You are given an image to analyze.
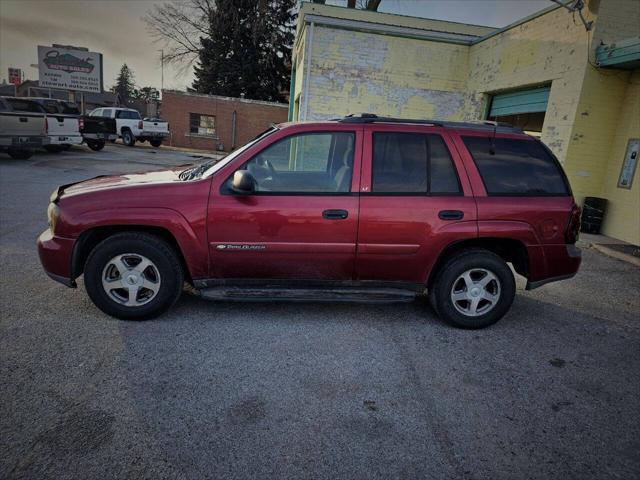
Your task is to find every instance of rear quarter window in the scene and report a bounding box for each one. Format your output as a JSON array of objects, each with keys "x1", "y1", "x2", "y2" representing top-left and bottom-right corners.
[{"x1": 462, "y1": 136, "x2": 569, "y2": 196}]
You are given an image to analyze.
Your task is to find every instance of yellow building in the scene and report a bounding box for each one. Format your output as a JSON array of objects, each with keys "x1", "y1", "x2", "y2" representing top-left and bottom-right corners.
[{"x1": 290, "y1": 0, "x2": 640, "y2": 245}]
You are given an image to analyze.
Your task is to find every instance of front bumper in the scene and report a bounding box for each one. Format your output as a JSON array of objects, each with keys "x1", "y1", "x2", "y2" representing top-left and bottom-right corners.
[{"x1": 37, "y1": 229, "x2": 76, "y2": 287}]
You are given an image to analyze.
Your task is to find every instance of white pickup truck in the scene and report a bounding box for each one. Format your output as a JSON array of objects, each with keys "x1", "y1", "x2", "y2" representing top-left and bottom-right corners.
[
  {"x1": 88, "y1": 107, "x2": 169, "y2": 147},
  {"x1": 28, "y1": 97, "x2": 83, "y2": 153},
  {"x1": 0, "y1": 97, "x2": 48, "y2": 159}
]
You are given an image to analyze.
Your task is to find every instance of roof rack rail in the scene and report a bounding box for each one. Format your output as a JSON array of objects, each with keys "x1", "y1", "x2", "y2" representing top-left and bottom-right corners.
[{"x1": 336, "y1": 113, "x2": 523, "y2": 133}]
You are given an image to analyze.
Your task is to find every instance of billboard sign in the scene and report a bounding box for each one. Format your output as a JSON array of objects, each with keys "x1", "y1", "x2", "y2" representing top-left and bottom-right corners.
[
  {"x1": 8, "y1": 68, "x2": 22, "y2": 86},
  {"x1": 37, "y1": 45, "x2": 103, "y2": 93}
]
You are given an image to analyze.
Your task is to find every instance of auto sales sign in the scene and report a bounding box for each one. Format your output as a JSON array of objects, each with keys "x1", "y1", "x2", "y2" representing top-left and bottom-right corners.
[{"x1": 37, "y1": 45, "x2": 103, "y2": 93}]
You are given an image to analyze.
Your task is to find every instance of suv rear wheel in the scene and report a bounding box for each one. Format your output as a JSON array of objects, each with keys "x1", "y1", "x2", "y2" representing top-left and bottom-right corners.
[
  {"x1": 430, "y1": 249, "x2": 515, "y2": 329},
  {"x1": 84, "y1": 232, "x2": 183, "y2": 320}
]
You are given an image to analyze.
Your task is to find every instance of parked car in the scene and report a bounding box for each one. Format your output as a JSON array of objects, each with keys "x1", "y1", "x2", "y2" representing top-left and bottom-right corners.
[
  {"x1": 25, "y1": 97, "x2": 83, "y2": 152},
  {"x1": 83, "y1": 109, "x2": 118, "y2": 151},
  {"x1": 37, "y1": 114, "x2": 582, "y2": 328},
  {"x1": 87, "y1": 107, "x2": 169, "y2": 147},
  {"x1": 0, "y1": 97, "x2": 48, "y2": 159}
]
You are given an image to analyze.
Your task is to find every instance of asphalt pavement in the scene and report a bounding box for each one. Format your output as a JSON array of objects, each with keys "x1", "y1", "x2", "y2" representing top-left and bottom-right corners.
[{"x1": 1, "y1": 144, "x2": 639, "y2": 480}]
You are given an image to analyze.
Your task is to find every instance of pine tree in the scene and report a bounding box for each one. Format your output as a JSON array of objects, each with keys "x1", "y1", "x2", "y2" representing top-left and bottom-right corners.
[
  {"x1": 192, "y1": 0, "x2": 295, "y2": 102},
  {"x1": 111, "y1": 64, "x2": 136, "y2": 101}
]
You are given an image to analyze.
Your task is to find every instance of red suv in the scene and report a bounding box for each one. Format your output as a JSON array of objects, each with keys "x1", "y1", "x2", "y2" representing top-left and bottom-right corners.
[{"x1": 37, "y1": 115, "x2": 581, "y2": 328}]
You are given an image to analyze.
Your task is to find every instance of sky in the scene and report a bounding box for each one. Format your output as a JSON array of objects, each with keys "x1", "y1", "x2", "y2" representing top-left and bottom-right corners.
[{"x1": 0, "y1": 0, "x2": 552, "y2": 92}]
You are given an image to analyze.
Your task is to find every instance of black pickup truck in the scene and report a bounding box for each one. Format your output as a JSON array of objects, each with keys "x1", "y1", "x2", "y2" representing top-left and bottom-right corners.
[{"x1": 81, "y1": 111, "x2": 117, "y2": 151}]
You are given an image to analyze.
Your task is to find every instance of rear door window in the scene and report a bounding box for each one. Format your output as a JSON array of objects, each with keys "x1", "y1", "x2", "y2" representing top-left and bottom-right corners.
[
  {"x1": 462, "y1": 136, "x2": 569, "y2": 195},
  {"x1": 372, "y1": 132, "x2": 460, "y2": 194}
]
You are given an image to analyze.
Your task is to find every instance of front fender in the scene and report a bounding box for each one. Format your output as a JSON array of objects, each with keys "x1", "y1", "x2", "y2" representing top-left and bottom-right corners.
[{"x1": 67, "y1": 207, "x2": 208, "y2": 279}]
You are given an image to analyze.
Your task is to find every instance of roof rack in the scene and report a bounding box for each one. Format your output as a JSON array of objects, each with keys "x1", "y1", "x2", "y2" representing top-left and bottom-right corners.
[{"x1": 336, "y1": 113, "x2": 523, "y2": 133}]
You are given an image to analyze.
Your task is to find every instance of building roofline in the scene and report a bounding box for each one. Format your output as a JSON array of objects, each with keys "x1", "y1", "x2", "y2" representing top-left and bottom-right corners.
[
  {"x1": 295, "y1": 2, "x2": 565, "y2": 49},
  {"x1": 472, "y1": 3, "x2": 563, "y2": 44},
  {"x1": 299, "y1": 2, "x2": 500, "y2": 31},
  {"x1": 162, "y1": 89, "x2": 289, "y2": 108},
  {"x1": 301, "y1": 14, "x2": 481, "y2": 46}
]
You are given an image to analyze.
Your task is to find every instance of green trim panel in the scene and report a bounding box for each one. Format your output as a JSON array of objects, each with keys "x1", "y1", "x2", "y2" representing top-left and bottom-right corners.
[
  {"x1": 288, "y1": 67, "x2": 296, "y2": 121},
  {"x1": 489, "y1": 87, "x2": 550, "y2": 117},
  {"x1": 596, "y1": 37, "x2": 640, "y2": 70}
]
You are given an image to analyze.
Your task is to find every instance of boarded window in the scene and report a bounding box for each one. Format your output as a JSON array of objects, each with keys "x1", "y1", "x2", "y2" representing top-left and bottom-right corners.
[{"x1": 189, "y1": 113, "x2": 216, "y2": 136}]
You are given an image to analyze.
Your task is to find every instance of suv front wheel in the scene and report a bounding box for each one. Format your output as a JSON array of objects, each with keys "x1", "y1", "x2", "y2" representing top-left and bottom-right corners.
[
  {"x1": 430, "y1": 249, "x2": 516, "y2": 329},
  {"x1": 84, "y1": 232, "x2": 184, "y2": 320}
]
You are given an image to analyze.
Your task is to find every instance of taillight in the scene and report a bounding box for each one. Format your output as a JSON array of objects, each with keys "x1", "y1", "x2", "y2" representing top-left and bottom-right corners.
[
  {"x1": 79, "y1": 117, "x2": 85, "y2": 131},
  {"x1": 565, "y1": 204, "x2": 581, "y2": 244},
  {"x1": 138, "y1": 120, "x2": 143, "y2": 129}
]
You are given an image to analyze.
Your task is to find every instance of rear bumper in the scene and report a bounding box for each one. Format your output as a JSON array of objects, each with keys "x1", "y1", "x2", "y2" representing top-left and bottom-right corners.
[
  {"x1": 82, "y1": 133, "x2": 117, "y2": 141},
  {"x1": 0, "y1": 135, "x2": 48, "y2": 149},
  {"x1": 48, "y1": 135, "x2": 83, "y2": 145},
  {"x1": 526, "y1": 244, "x2": 581, "y2": 290},
  {"x1": 139, "y1": 131, "x2": 168, "y2": 138},
  {"x1": 37, "y1": 229, "x2": 76, "y2": 288}
]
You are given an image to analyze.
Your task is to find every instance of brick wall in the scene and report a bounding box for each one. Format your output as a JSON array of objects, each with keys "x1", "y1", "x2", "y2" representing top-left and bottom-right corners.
[{"x1": 160, "y1": 90, "x2": 288, "y2": 152}]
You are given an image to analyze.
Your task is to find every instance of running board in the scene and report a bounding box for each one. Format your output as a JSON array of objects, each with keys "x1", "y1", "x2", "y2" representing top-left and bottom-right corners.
[{"x1": 198, "y1": 286, "x2": 418, "y2": 304}]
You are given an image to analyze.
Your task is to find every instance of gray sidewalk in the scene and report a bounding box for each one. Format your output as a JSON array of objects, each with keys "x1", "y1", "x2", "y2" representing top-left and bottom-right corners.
[{"x1": 578, "y1": 232, "x2": 640, "y2": 267}]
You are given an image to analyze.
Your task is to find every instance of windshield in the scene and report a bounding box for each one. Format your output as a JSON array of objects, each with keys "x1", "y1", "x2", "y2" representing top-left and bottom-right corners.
[{"x1": 196, "y1": 126, "x2": 278, "y2": 179}]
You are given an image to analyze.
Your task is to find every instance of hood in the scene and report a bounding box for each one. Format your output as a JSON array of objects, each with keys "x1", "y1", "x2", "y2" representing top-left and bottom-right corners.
[{"x1": 57, "y1": 166, "x2": 188, "y2": 200}]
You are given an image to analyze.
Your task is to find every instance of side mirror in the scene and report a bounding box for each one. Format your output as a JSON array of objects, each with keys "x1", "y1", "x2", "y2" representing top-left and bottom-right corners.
[{"x1": 230, "y1": 170, "x2": 256, "y2": 195}]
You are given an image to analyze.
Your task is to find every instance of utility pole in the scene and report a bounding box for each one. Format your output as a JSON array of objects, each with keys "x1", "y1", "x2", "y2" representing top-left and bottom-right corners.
[{"x1": 158, "y1": 49, "x2": 164, "y2": 92}]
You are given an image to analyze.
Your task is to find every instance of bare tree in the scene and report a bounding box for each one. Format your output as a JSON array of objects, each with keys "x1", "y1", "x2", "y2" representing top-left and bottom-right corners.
[
  {"x1": 348, "y1": 0, "x2": 382, "y2": 10},
  {"x1": 144, "y1": 0, "x2": 217, "y2": 68}
]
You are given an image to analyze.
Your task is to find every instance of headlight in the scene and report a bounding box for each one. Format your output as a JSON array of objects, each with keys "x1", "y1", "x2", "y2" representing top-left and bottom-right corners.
[{"x1": 47, "y1": 203, "x2": 60, "y2": 233}]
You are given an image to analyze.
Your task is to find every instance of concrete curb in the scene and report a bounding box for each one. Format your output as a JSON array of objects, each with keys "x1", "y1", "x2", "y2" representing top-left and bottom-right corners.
[{"x1": 589, "y1": 243, "x2": 640, "y2": 267}]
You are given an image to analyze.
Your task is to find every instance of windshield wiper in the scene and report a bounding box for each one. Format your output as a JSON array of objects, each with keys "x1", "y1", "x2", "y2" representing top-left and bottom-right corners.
[{"x1": 179, "y1": 159, "x2": 218, "y2": 180}]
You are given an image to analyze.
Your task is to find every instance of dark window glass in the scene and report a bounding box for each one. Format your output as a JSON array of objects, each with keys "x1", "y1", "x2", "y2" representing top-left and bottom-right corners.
[
  {"x1": 116, "y1": 110, "x2": 140, "y2": 119},
  {"x1": 429, "y1": 134, "x2": 461, "y2": 194},
  {"x1": 462, "y1": 136, "x2": 569, "y2": 195},
  {"x1": 61, "y1": 102, "x2": 80, "y2": 115},
  {"x1": 42, "y1": 101, "x2": 60, "y2": 114},
  {"x1": 102, "y1": 109, "x2": 113, "y2": 117},
  {"x1": 372, "y1": 132, "x2": 460, "y2": 194},
  {"x1": 236, "y1": 132, "x2": 355, "y2": 193},
  {"x1": 5, "y1": 98, "x2": 44, "y2": 113}
]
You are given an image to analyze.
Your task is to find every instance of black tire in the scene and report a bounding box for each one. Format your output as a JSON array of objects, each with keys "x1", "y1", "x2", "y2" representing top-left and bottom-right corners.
[
  {"x1": 44, "y1": 145, "x2": 64, "y2": 153},
  {"x1": 150, "y1": 138, "x2": 162, "y2": 148},
  {"x1": 84, "y1": 232, "x2": 184, "y2": 320},
  {"x1": 430, "y1": 249, "x2": 515, "y2": 329},
  {"x1": 86, "y1": 139, "x2": 105, "y2": 151},
  {"x1": 122, "y1": 129, "x2": 136, "y2": 147},
  {"x1": 7, "y1": 148, "x2": 33, "y2": 160}
]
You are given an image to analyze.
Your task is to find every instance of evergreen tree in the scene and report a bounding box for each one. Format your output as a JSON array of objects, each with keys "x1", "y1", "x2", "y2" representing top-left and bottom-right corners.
[
  {"x1": 111, "y1": 64, "x2": 136, "y2": 101},
  {"x1": 192, "y1": 0, "x2": 295, "y2": 102}
]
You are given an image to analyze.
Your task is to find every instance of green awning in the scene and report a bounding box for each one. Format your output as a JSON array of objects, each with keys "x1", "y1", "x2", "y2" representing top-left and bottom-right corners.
[
  {"x1": 489, "y1": 86, "x2": 550, "y2": 117},
  {"x1": 596, "y1": 37, "x2": 640, "y2": 70}
]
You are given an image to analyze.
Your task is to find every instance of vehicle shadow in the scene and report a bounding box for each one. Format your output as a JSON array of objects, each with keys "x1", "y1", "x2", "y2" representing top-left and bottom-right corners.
[{"x1": 110, "y1": 288, "x2": 640, "y2": 480}]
